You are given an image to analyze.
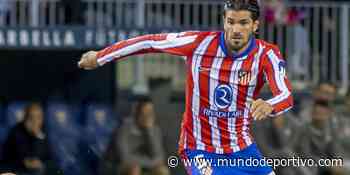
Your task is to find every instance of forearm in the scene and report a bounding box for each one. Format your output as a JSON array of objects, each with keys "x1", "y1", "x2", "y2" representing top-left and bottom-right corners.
[
  {"x1": 96, "y1": 34, "x2": 158, "y2": 66},
  {"x1": 266, "y1": 94, "x2": 293, "y2": 116},
  {"x1": 96, "y1": 32, "x2": 199, "y2": 66},
  {"x1": 263, "y1": 47, "x2": 294, "y2": 116}
]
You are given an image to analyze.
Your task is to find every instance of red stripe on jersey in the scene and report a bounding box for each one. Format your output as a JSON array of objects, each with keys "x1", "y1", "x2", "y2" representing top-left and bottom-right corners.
[
  {"x1": 271, "y1": 45, "x2": 284, "y2": 59},
  {"x1": 263, "y1": 55, "x2": 281, "y2": 95},
  {"x1": 253, "y1": 44, "x2": 267, "y2": 99},
  {"x1": 217, "y1": 58, "x2": 234, "y2": 153},
  {"x1": 178, "y1": 114, "x2": 185, "y2": 154},
  {"x1": 248, "y1": 117, "x2": 254, "y2": 142},
  {"x1": 179, "y1": 33, "x2": 209, "y2": 153},
  {"x1": 253, "y1": 69, "x2": 265, "y2": 99},
  {"x1": 97, "y1": 34, "x2": 164, "y2": 58},
  {"x1": 272, "y1": 95, "x2": 293, "y2": 112},
  {"x1": 198, "y1": 38, "x2": 219, "y2": 152},
  {"x1": 182, "y1": 56, "x2": 196, "y2": 151},
  {"x1": 253, "y1": 41, "x2": 270, "y2": 100},
  {"x1": 235, "y1": 50, "x2": 257, "y2": 150}
]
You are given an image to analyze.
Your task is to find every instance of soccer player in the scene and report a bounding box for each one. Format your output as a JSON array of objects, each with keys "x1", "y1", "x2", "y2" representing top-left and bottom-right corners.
[{"x1": 78, "y1": 0, "x2": 293, "y2": 174}]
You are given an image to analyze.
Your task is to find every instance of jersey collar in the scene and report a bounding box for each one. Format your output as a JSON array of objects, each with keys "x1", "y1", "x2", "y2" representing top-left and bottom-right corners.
[{"x1": 220, "y1": 31, "x2": 256, "y2": 60}]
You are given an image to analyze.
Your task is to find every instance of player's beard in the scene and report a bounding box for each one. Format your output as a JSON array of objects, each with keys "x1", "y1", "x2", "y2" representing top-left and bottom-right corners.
[{"x1": 228, "y1": 33, "x2": 253, "y2": 53}]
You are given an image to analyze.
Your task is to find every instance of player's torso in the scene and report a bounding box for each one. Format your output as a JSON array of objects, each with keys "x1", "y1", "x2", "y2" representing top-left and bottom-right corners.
[
  {"x1": 186, "y1": 33, "x2": 265, "y2": 119},
  {"x1": 181, "y1": 32, "x2": 267, "y2": 153}
]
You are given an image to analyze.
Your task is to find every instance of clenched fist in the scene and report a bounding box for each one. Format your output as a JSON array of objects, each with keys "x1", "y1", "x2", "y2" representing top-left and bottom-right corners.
[
  {"x1": 78, "y1": 51, "x2": 99, "y2": 70},
  {"x1": 251, "y1": 99, "x2": 274, "y2": 121}
]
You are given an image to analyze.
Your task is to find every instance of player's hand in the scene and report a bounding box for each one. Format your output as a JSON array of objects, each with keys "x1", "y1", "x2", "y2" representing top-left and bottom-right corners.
[
  {"x1": 251, "y1": 99, "x2": 274, "y2": 121},
  {"x1": 78, "y1": 51, "x2": 99, "y2": 70}
]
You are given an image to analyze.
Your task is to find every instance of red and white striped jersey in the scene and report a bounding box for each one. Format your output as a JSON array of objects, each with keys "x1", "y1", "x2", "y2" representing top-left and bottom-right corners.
[{"x1": 96, "y1": 31, "x2": 293, "y2": 154}]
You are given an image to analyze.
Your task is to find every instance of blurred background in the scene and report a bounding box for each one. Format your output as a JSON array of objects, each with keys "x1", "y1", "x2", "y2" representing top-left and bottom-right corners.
[{"x1": 0, "y1": 0, "x2": 349, "y2": 175}]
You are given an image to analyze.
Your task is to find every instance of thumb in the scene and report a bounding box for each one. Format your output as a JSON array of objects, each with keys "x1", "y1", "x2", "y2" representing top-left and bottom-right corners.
[
  {"x1": 77, "y1": 61, "x2": 82, "y2": 68},
  {"x1": 78, "y1": 59, "x2": 85, "y2": 68}
]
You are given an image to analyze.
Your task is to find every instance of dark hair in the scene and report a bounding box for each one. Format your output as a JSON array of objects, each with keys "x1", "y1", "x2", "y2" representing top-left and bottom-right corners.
[{"x1": 223, "y1": 0, "x2": 260, "y2": 21}]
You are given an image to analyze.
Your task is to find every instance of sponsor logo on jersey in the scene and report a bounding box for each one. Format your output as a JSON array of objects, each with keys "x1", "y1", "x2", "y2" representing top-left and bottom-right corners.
[
  {"x1": 202, "y1": 108, "x2": 243, "y2": 118},
  {"x1": 214, "y1": 84, "x2": 233, "y2": 109}
]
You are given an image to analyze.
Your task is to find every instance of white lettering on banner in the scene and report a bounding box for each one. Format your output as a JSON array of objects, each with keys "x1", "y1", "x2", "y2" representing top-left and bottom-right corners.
[
  {"x1": 32, "y1": 30, "x2": 40, "y2": 46},
  {"x1": 53, "y1": 31, "x2": 60, "y2": 46},
  {"x1": 19, "y1": 30, "x2": 29, "y2": 46},
  {"x1": 43, "y1": 30, "x2": 50, "y2": 46},
  {"x1": 118, "y1": 31, "x2": 127, "y2": 41},
  {"x1": 0, "y1": 31, "x2": 4, "y2": 45},
  {"x1": 108, "y1": 31, "x2": 116, "y2": 44},
  {"x1": 0, "y1": 28, "x2": 153, "y2": 48},
  {"x1": 96, "y1": 29, "x2": 106, "y2": 46},
  {"x1": 64, "y1": 31, "x2": 75, "y2": 46},
  {"x1": 85, "y1": 30, "x2": 93, "y2": 46},
  {"x1": 8, "y1": 30, "x2": 16, "y2": 46}
]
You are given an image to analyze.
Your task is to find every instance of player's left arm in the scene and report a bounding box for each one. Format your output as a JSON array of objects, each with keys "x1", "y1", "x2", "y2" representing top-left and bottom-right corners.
[
  {"x1": 77, "y1": 31, "x2": 201, "y2": 70},
  {"x1": 251, "y1": 46, "x2": 294, "y2": 120}
]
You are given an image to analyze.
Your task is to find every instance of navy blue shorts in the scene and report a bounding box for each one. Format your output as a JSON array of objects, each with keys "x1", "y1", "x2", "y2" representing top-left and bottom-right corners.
[{"x1": 181, "y1": 143, "x2": 273, "y2": 175}]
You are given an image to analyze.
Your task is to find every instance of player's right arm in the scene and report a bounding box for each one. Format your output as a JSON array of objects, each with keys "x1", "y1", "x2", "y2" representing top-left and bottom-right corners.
[{"x1": 78, "y1": 31, "x2": 201, "y2": 70}]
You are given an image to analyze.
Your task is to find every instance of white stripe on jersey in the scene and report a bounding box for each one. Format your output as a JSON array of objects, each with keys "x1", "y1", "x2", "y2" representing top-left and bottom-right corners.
[
  {"x1": 272, "y1": 106, "x2": 293, "y2": 116},
  {"x1": 241, "y1": 45, "x2": 263, "y2": 146},
  {"x1": 97, "y1": 35, "x2": 197, "y2": 65},
  {"x1": 209, "y1": 48, "x2": 224, "y2": 111},
  {"x1": 184, "y1": 133, "x2": 187, "y2": 149},
  {"x1": 228, "y1": 58, "x2": 243, "y2": 152},
  {"x1": 228, "y1": 60, "x2": 242, "y2": 112},
  {"x1": 209, "y1": 47, "x2": 224, "y2": 154},
  {"x1": 191, "y1": 35, "x2": 216, "y2": 151},
  {"x1": 229, "y1": 116, "x2": 240, "y2": 152},
  {"x1": 209, "y1": 117, "x2": 223, "y2": 154},
  {"x1": 243, "y1": 44, "x2": 264, "y2": 118},
  {"x1": 266, "y1": 49, "x2": 290, "y2": 105},
  {"x1": 242, "y1": 118, "x2": 253, "y2": 146}
]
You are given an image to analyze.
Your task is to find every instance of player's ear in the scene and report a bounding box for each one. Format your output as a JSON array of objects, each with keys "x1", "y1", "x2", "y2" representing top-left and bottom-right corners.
[
  {"x1": 253, "y1": 20, "x2": 259, "y2": 33},
  {"x1": 223, "y1": 13, "x2": 227, "y2": 30},
  {"x1": 222, "y1": 10, "x2": 229, "y2": 23}
]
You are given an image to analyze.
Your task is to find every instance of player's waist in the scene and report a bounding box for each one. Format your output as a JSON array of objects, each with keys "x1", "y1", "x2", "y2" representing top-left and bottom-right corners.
[
  {"x1": 179, "y1": 128, "x2": 254, "y2": 154},
  {"x1": 180, "y1": 142, "x2": 257, "y2": 156},
  {"x1": 182, "y1": 111, "x2": 253, "y2": 134}
]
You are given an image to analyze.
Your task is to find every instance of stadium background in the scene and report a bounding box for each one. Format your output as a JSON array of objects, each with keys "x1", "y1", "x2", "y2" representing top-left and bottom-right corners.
[{"x1": 0, "y1": 0, "x2": 349, "y2": 175}]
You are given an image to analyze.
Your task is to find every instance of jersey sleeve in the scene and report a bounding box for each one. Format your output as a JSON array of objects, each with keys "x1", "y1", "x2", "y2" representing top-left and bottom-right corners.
[
  {"x1": 262, "y1": 46, "x2": 294, "y2": 116},
  {"x1": 96, "y1": 31, "x2": 201, "y2": 66}
]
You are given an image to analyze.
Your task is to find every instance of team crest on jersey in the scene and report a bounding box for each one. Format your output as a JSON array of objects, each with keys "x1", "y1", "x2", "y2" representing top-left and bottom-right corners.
[{"x1": 238, "y1": 70, "x2": 252, "y2": 85}]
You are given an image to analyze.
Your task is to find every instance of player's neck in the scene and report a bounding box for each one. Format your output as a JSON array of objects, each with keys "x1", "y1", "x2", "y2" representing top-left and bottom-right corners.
[
  {"x1": 232, "y1": 42, "x2": 250, "y2": 55},
  {"x1": 225, "y1": 35, "x2": 255, "y2": 57}
]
